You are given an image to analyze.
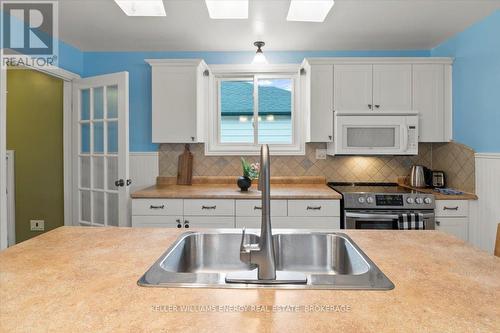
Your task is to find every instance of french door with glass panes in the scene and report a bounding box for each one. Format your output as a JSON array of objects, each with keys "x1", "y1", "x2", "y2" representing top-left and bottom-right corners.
[{"x1": 72, "y1": 72, "x2": 129, "y2": 227}]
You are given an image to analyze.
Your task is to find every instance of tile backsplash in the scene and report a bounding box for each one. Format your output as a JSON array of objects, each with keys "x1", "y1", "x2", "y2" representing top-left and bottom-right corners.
[{"x1": 159, "y1": 142, "x2": 475, "y2": 192}]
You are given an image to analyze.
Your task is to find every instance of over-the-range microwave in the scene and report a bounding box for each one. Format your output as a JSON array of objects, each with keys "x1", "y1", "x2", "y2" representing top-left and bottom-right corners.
[{"x1": 329, "y1": 112, "x2": 419, "y2": 155}]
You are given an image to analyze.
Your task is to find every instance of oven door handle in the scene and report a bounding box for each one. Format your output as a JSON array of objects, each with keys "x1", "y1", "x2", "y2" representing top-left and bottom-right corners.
[{"x1": 345, "y1": 212, "x2": 434, "y2": 220}]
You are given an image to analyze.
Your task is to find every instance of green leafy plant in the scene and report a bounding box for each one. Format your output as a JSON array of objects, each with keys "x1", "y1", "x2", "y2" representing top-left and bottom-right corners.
[{"x1": 241, "y1": 157, "x2": 260, "y2": 180}]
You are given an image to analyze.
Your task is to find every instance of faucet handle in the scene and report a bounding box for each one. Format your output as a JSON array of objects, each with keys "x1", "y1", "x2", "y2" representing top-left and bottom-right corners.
[{"x1": 239, "y1": 228, "x2": 251, "y2": 264}]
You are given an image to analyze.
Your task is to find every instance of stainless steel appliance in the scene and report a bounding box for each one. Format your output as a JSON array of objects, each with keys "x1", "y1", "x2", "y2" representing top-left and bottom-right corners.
[
  {"x1": 409, "y1": 165, "x2": 432, "y2": 188},
  {"x1": 432, "y1": 171, "x2": 446, "y2": 188},
  {"x1": 328, "y1": 182, "x2": 435, "y2": 230}
]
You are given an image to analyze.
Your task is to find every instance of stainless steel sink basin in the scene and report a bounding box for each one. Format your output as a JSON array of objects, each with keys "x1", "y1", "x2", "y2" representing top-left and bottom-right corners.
[{"x1": 138, "y1": 230, "x2": 394, "y2": 290}]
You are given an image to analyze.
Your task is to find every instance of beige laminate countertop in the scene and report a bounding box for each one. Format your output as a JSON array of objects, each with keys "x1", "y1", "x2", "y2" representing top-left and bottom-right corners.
[
  {"x1": 399, "y1": 184, "x2": 478, "y2": 200},
  {"x1": 131, "y1": 183, "x2": 342, "y2": 200},
  {"x1": 1, "y1": 227, "x2": 499, "y2": 332}
]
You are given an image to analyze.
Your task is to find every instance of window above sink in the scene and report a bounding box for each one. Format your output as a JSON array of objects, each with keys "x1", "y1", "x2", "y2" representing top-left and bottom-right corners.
[{"x1": 205, "y1": 64, "x2": 304, "y2": 155}]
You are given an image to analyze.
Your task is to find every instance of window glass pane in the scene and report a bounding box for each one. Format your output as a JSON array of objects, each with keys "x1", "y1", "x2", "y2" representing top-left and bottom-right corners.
[
  {"x1": 80, "y1": 156, "x2": 90, "y2": 188},
  {"x1": 93, "y1": 87, "x2": 104, "y2": 120},
  {"x1": 94, "y1": 122, "x2": 104, "y2": 153},
  {"x1": 81, "y1": 123, "x2": 90, "y2": 153},
  {"x1": 220, "y1": 80, "x2": 254, "y2": 143},
  {"x1": 93, "y1": 192, "x2": 104, "y2": 225},
  {"x1": 107, "y1": 156, "x2": 118, "y2": 190},
  {"x1": 81, "y1": 89, "x2": 90, "y2": 120},
  {"x1": 107, "y1": 193, "x2": 118, "y2": 226},
  {"x1": 107, "y1": 121, "x2": 118, "y2": 153},
  {"x1": 80, "y1": 190, "x2": 91, "y2": 222},
  {"x1": 93, "y1": 157, "x2": 104, "y2": 189},
  {"x1": 107, "y1": 85, "x2": 118, "y2": 119},
  {"x1": 258, "y1": 79, "x2": 293, "y2": 144}
]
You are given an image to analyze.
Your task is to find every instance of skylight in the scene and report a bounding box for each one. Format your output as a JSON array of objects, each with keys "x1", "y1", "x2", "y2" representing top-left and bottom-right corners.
[
  {"x1": 205, "y1": 0, "x2": 249, "y2": 19},
  {"x1": 114, "y1": 0, "x2": 166, "y2": 17},
  {"x1": 287, "y1": 0, "x2": 334, "y2": 22}
]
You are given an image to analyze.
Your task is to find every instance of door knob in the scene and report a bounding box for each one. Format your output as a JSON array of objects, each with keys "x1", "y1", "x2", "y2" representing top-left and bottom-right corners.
[{"x1": 114, "y1": 179, "x2": 125, "y2": 187}]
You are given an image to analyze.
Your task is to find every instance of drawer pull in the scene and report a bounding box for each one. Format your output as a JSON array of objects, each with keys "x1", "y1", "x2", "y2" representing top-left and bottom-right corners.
[
  {"x1": 202, "y1": 205, "x2": 217, "y2": 210},
  {"x1": 307, "y1": 206, "x2": 322, "y2": 210},
  {"x1": 176, "y1": 219, "x2": 182, "y2": 228},
  {"x1": 443, "y1": 206, "x2": 459, "y2": 211},
  {"x1": 184, "y1": 221, "x2": 190, "y2": 229},
  {"x1": 150, "y1": 205, "x2": 165, "y2": 209},
  {"x1": 436, "y1": 221, "x2": 441, "y2": 226},
  {"x1": 254, "y1": 206, "x2": 262, "y2": 210}
]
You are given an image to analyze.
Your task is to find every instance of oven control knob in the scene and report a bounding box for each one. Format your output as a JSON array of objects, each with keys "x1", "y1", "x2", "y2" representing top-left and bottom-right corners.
[
  {"x1": 415, "y1": 197, "x2": 424, "y2": 204},
  {"x1": 366, "y1": 196, "x2": 374, "y2": 204},
  {"x1": 406, "y1": 197, "x2": 414, "y2": 204},
  {"x1": 358, "y1": 197, "x2": 365, "y2": 204},
  {"x1": 424, "y1": 197, "x2": 432, "y2": 204}
]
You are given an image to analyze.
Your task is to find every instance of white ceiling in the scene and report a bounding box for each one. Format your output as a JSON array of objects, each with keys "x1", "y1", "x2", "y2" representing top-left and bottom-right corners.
[{"x1": 58, "y1": 0, "x2": 500, "y2": 51}]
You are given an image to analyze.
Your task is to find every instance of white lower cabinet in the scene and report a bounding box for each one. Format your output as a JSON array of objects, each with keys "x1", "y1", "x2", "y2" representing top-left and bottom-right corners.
[
  {"x1": 236, "y1": 217, "x2": 340, "y2": 230},
  {"x1": 183, "y1": 216, "x2": 234, "y2": 229},
  {"x1": 132, "y1": 198, "x2": 341, "y2": 229},
  {"x1": 435, "y1": 200, "x2": 469, "y2": 242}
]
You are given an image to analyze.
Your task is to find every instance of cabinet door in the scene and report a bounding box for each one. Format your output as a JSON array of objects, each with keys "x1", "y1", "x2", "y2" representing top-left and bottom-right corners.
[
  {"x1": 151, "y1": 66, "x2": 197, "y2": 143},
  {"x1": 373, "y1": 64, "x2": 412, "y2": 112},
  {"x1": 183, "y1": 216, "x2": 235, "y2": 229},
  {"x1": 309, "y1": 65, "x2": 334, "y2": 142},
  {"x1": 435, "y1": 217, "x2": 468, "y2": 241},
  {"x1": 413, "y1": 64, "x2": 445, "y2": 142},
  {"x1": 334, "y1": 64, "x2": 373, "y2": 112},
  {"x1": 132, "y1": 215, "x2": 183, "y2": 228},
  {"x1": 236, "y1": 217, "x2": 340, "y2": 230}
]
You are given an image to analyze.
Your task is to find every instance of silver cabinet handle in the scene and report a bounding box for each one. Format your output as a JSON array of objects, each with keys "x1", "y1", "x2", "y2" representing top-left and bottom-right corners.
[
  {"x1": 254, "y1": 206, "x2": 262, "y2": 210},
  {"x1": 307, "y1": 206, "x2": 322, "y2": 210},
  {"x1": 184, "y1": 220, "x2": 190, "y2": 228},
  {"x1": 436, "y1": 220, "x2": 441, "y2": 226},
  {"x1": 202, "y1": 205, "x2": 217, "y2": 210},
  {"x1": 368, "y1": 104, "x2": 373, "y2": 109},
  {"x1": 374, "y1": 105, "x2": 380, "y2": 109},
  {"x1": 176, "y1": 219, "x2": 182, "y2": 228},
  {"x1": 150, "y1": 205, "x2": 165, "y2": 209},
  {"x1": 443, "y1": 206, "x2": 459, "y2": 211}
]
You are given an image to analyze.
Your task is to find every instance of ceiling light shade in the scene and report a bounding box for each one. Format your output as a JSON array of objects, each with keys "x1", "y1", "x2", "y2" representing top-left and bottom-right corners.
[
  {"x1": 287, "y1": 0, "x2": 334, "y2": 22},
  {"x1": 205, "y1": 0, "x2": 248, "y2": 19},
  {"x1": 114, "y1": 0, "x2": 166, "y2": 17},
  {"x1": 252, "y1": 41, "x2": 268, "y2": 65}
]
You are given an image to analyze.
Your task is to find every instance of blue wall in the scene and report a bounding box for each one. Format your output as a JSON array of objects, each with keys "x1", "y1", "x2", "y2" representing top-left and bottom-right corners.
[
  {"x1": 432, "y1": 10, "x2": 500, "y2": 153},
  {"x1": 82, "y1": 50, "x2": 429, "y2": 152}
]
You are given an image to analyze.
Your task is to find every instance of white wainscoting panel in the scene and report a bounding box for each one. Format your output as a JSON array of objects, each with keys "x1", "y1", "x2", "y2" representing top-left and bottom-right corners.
[
  {"x1": 130, "y1": 152, "x2": 159, "y2": 192},
  {"x1": 471, "y1": 153, "x2": 500, "y2": 253}
]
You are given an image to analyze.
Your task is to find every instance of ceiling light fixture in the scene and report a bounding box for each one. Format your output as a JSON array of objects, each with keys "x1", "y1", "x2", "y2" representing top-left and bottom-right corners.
[
  {"x1": 114, "y1": 0, "x2": 166, "y2": 17},
  {"x1": 205, "y1": 0, "x2": 248, "y2": 19},
  {"x1": 287, "y1": 0, "x2": 334, "y2": 22},
  {"x1": 252, "y1": 41, "x2": 268, "y2": 65}
]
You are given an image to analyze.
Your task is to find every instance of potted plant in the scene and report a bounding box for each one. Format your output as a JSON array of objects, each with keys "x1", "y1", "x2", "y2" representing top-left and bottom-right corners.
[{"x1": 238, "y1": 158, "x2": 259, "y2": 191}]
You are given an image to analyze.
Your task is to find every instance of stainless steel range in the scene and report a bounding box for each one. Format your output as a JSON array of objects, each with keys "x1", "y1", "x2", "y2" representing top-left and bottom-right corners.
[{"x1": 328, "y1": 182, "x2": 435, "y2": 230}]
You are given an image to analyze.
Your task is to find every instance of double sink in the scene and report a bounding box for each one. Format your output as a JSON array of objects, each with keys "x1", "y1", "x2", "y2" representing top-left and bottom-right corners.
[{"x1": 138, "y1": 230, "x2": 394, "y2": 290}]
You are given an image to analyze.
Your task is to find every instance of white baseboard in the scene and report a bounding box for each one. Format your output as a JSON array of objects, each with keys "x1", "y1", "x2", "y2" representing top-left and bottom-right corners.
[{"x1": 471, "y1": 153, "x2": 500, "y2": 253}]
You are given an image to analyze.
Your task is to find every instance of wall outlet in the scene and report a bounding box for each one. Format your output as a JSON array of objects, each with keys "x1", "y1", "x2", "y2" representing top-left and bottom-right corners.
[
  {"x1": 315, "y1": 149, "x2": 327, "y2": 160},
  {"x1": 30, "y1": 220, "x2": 45, "y2": 231}
]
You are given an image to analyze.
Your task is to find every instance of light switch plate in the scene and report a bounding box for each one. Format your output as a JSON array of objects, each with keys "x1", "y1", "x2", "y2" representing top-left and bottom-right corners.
[
  {"x1": 315, "y1": 149, "x2": 327, "y2": 160},
  {"x1": 30, "y1": 220, "x2": 45, "y2": 231}
]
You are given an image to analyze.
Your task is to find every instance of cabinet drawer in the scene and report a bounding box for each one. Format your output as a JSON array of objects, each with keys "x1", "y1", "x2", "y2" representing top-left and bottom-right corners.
[
  {"x1": 132, "y1": 199, "x2": 183, "y2": 216},
  {"x1": 435, "y1": 217, "x2": 468, "y2": 241},
  {"x1": 183, "y1": 216, "x2": 234, "y2": 229},
  {"x1": 132, "y1": 215, "x2": 183, "y2": 228},
  {"x1": 287, "y1": 200, "x2": 340, "y2": 217},
  {"x1": 236, "y1": 217, "x2": 340, "y2": 230},
  {"x1": 235, "y1": 200, "x2": 287, "y2": 217},
  {"x1": 435, "y1": 200, "x2": 468, "y2": 217},
  {"x1": 183, "y1": 199, "x2": 235, "y2": 216}
]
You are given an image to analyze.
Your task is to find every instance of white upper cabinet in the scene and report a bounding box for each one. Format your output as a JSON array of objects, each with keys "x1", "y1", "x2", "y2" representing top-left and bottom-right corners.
[
  {"x1": 413, "y1": 64, "x2": 452, "y2": 142},
  {"x1": 301, "y1": 61, "x2": 334, "y2": 142},
  {"x1": 333, "y1": 64, "x2": 373, "y2": 112},
  {"x1": 147, "y1": 59, "x2": 208, "y2": 143},
  {"x1": 373, "y1": 64, "x2": 412, "y2": 112}
]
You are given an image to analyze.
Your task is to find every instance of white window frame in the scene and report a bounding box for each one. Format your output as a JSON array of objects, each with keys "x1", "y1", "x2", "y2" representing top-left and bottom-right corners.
[{"x1": 206, "y1": 64, "x2": 304, "y2": 155}]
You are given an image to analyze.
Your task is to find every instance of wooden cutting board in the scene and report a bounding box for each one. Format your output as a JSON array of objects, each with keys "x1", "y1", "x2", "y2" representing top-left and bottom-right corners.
[{"x1": 177, "y1": 144, "x2": 193, "y2": 185}]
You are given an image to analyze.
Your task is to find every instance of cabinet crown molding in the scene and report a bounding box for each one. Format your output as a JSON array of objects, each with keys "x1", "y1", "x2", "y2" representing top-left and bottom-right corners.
[{"x1": 302, "y1": 57, "x2": 454, "y2": 65}]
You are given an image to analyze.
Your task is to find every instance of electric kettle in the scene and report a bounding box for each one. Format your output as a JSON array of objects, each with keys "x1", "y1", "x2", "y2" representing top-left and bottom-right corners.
[{"x1": 410, "y1": 165, "x2": 432, "y2": 188}]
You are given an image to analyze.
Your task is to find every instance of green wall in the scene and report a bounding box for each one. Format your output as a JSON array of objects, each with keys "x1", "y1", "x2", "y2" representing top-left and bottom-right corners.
[{"x1": 7, "y1": 69, "x2": 64, "y2": 243}]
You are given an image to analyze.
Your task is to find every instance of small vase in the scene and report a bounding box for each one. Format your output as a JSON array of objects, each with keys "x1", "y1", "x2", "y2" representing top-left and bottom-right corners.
[{"x1": 237, "y1": 176, "x2": 252, "y2": 192}]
